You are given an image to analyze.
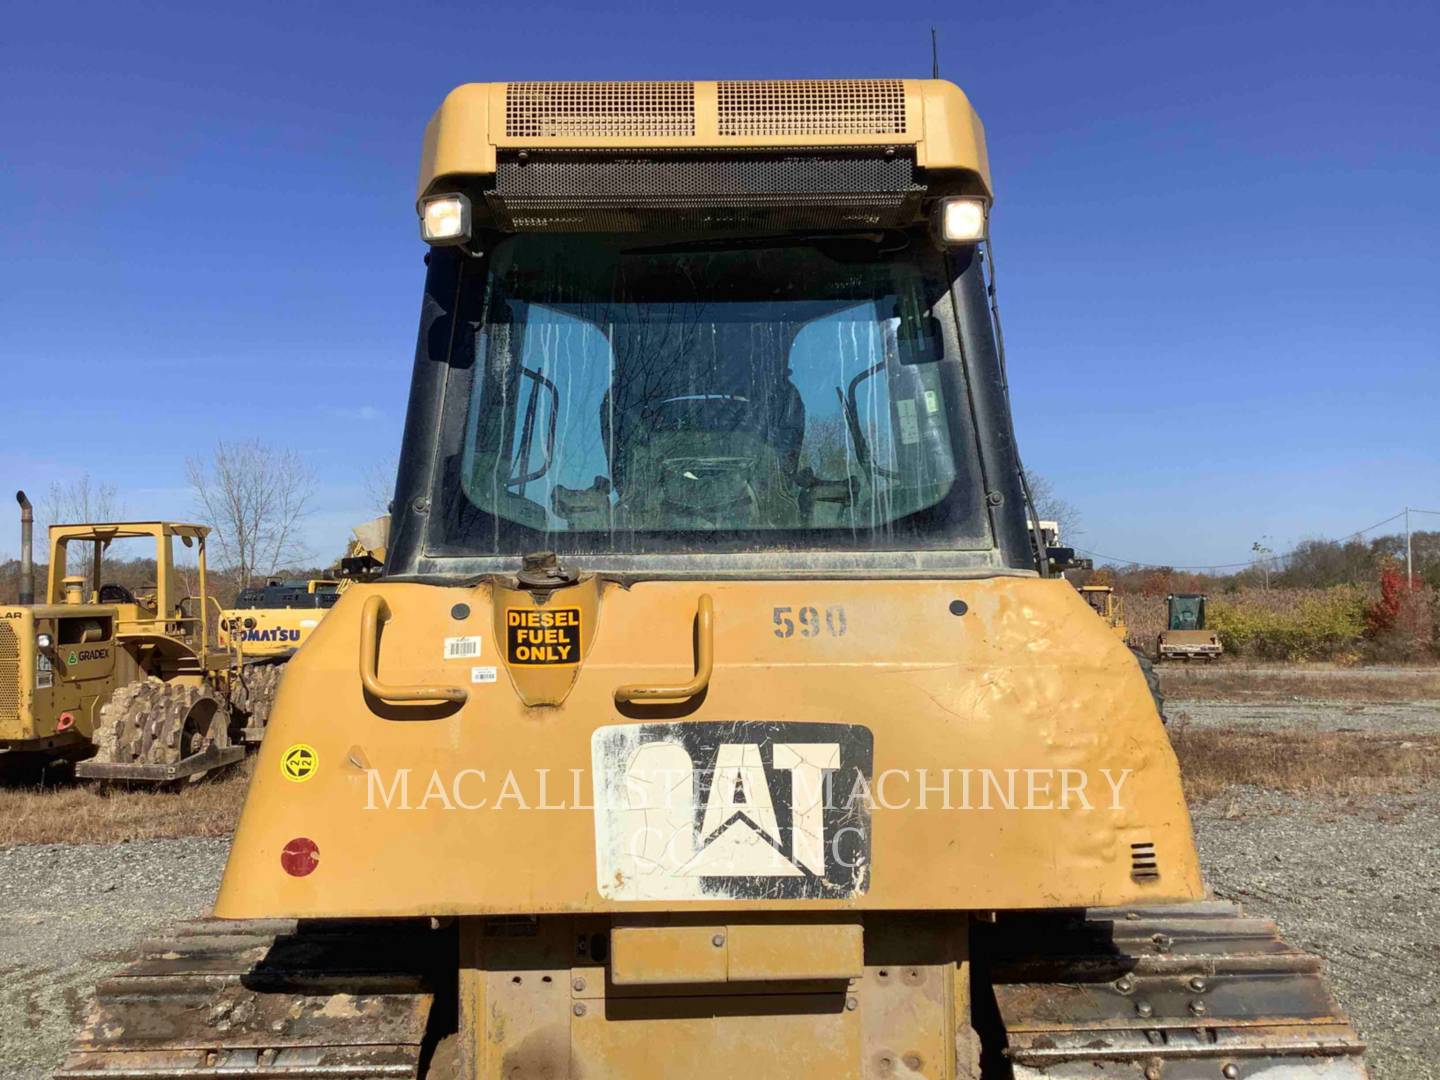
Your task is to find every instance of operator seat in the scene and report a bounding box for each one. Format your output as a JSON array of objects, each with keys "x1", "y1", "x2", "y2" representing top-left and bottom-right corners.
[
  {"x1": 601, "y1": 373, "x2": 806, "y2": 529},
  {"x1": 98, "y1": 583, "x2": 138, "y2": 605}
]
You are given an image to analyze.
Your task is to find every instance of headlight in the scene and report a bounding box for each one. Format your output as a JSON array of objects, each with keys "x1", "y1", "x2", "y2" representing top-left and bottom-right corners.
[
  {"x1": 935, "y1": 197, "x2": 988, "y2": 245},
  {"x1": 420, "y1": 193, "x2": 472, "y2": 245},
  {"x1": 36, "y1": 633, "x2": 52, "y2": 650}
]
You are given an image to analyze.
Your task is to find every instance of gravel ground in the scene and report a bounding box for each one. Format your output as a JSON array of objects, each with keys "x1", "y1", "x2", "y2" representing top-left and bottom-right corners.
[
  {"x1": 0, "y1": 838, "x2": 230, "y2": 1080},
  {"x1": 1194, "y1": 784, "x2": 1440, "y2": 1080},
  {"x1": 1, "y1": 719, "x2": 1435, "y2": 1078}
]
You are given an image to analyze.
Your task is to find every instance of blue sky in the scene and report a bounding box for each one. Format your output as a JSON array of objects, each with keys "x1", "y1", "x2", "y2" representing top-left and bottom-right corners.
[{"x1": 2, "y1": 0, "x2": 1436, "y2": 567}]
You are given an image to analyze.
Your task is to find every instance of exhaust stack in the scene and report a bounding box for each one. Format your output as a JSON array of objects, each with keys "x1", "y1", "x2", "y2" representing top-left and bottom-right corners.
[{"x1": 16, "y1": 490, "x2": 34, "y2": 606}]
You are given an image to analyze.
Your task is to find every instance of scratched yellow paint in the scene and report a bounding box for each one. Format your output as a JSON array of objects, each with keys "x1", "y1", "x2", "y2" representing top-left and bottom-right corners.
[{"x1": 215, "y1": 576, "x2": 1202, "y2": 918}]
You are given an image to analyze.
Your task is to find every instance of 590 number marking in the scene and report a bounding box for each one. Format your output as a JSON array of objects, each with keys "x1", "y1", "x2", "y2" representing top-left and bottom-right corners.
[{"x1": 772, "y1": 605, "x2": 847, "y2": 639}]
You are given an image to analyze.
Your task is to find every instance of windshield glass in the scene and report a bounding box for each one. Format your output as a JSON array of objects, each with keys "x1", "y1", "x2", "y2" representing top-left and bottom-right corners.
[{"x1": 431, "y1": 232, "x2": 990, "y2": 557}]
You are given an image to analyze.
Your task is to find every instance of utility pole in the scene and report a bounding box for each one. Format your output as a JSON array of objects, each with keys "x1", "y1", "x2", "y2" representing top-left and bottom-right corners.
[
  {"x1": 1405, "y1": 506, "x2": 1413, "y2": 587},
  {"x1": 1251, "y1": 538, "x2": 1274, "y2": 590}
]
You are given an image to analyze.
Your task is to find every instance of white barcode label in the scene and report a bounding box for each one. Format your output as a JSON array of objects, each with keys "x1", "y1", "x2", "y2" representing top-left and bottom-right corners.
[
  {"x1": 471, "y1": 666, "x2": 498, "y2": 684},
  {"x1": 443, "y1": 636, "x2": 483, "y2": 660}
]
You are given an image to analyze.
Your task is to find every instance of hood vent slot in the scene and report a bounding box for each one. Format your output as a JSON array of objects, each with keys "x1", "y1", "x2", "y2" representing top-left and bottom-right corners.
[
  {"x1": 1130, "y1": 841, "x2": 1160, "y2": 882},
  {"x1": 717, "y1": 79, "x2": 906, "y2": 137},
  {"x1": 505, "y1": 82, "x2": 696, "y2": 139}
]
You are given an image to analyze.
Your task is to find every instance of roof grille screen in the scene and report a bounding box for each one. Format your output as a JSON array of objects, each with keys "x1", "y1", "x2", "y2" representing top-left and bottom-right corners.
[
  {"x1": 505, "y1": 82, "x2": 697, "y2": 139},
  {"x1": 717, "y1": 80, "x2": 906, "y2": 137},
  {"x1": 488, "y1": 151, "x2": 923, "y2": 233},
  {"x1": 0, "y1": 622, "x2": 18, "y2": 727}
]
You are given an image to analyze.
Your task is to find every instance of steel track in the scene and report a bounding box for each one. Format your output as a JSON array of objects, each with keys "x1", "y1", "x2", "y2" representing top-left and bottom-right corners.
[
  {"x1": 55, "y1": 919, "x2": 452, "y2": 1079},
  {"x1": 977, "y1": 900, "x2": 1368, "y2": 1078}
]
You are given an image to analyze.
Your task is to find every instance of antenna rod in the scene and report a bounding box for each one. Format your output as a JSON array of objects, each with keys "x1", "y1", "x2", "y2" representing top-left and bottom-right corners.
[{"x1": 931, "y1": 27, "x2": 940, "y2": 79}]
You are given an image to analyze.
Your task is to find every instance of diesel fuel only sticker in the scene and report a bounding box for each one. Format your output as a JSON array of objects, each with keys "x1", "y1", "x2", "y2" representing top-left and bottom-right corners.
[{"x1": 505, "y1": 607, "x2": 581, "y2": 665}]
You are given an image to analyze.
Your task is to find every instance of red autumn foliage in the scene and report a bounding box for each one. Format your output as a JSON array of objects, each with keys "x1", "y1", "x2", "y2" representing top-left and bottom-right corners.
[{"x1": 1365, "y1": 562, "x2": 1407, "y2": 637}]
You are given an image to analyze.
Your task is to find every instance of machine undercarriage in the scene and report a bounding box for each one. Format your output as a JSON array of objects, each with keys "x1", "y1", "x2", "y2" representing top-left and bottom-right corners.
[{"x1": 59, "y1": 902, "x2": 1364, "y2": 1078}]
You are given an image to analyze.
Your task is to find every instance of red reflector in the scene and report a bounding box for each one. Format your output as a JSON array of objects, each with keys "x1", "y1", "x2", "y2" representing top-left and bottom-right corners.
[
  {"x1": 56, "y1": 712, "x2": 75, "y2": 732},
  {"x1": 280, "y1": 837, "x2": 319, "y2": 877}
]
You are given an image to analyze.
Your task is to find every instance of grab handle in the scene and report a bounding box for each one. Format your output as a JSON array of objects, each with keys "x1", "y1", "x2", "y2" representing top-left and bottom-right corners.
[
  {"x1": 359, "y1": 595, "x2": 468, "y2": 705},
  {"x1": 614, "y1": 594, "x2": 714, "y2": 704}
]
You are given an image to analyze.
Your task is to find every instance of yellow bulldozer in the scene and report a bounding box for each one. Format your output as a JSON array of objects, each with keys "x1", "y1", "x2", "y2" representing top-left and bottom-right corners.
[
  {"x1": 2, "y1": 492, "x2": 250, "y2": 781},
  {"x1": 57, "y1": 80, "x2": 1365, "y2": 1077}
]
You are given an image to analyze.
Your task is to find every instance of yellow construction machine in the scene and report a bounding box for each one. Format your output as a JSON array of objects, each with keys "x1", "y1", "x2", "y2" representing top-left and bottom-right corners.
[
  {"x1": 2, "y1": 493, "x2": 248, "y2": 781},
  {"x1": 216, "y1": 578, "x2": 339, "y2": 742},
  {"x1": 1157, "y1": 592, "x2": 1224, "y2": 661},
  {"x1": 216, "y1": 516, "x2": 390, "y2": 740},
  {"x1": 1079, "y1": 583, "x2": 1127, "y2": 641},
  {"x1": 58, "y1": 80, "x2": 1365, "y2": 1077},
  {"x1": 219, "y1": 578, "x2": 342, "y2": 658}
]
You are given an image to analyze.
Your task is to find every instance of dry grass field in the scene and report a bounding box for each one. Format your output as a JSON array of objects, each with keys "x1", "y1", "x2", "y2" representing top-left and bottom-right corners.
[
  {"x1": 1162, "y1": 662, "x2": 1440, "y2": 702},
  {"x1": 1171, "y1": 724, "x2": 1440, "y2": 801},
  {"x1": 0, "y1": 759, "x2": 252, "y2": 847}
]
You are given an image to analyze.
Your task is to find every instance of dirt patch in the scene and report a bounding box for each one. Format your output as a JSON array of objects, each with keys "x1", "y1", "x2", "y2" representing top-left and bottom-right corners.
[
  {"x1": 0, "y1": 760, "x2": 252, "y2": 848},
  {"x1": 1171, "y1": 723, "x2": 1440, "y2": 802}
]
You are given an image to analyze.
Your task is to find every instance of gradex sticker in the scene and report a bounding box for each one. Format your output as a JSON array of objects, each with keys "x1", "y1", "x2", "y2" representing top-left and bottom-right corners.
[
  {"x1": 505, "y1": 607, "x2": 580, "y2": 665},
  {"x1": 281, "y1": 743, "x2": 319, "y2": 783},
  {"x1": 592, "y1": 721, "x2": 873, "y2": 901}
]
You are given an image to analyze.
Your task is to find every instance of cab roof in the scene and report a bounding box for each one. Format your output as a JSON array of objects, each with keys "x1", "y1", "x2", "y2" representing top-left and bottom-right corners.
[
  {"x1": 418, "y1": 78, "x2": 991, "y2": 202},
  {"x1": 49, "y1": 522, "x2": 210, "y2": 542}
]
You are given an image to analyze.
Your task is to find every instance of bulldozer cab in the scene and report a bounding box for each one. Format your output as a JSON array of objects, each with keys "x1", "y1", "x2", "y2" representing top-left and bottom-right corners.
[
  {"x1": 46, "y1": 522, "x2": 213, "y2": 652},
  {"x1": 440, "y1": 235, "x2": 977, "y2": 550},
  {"x1": 1166, "y1": 592, "x2": 1207, "y2": 631}
]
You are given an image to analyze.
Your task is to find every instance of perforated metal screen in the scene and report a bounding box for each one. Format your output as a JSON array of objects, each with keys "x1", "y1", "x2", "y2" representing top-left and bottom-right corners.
[
  {"x1": 0, "y1": 622, "x2": 19, "y2": 726},
  {"x1": 496, "y1": 153, "x2": 916, "y2": 198},
  {"x1": 717, "y1": 80, "x2": 907, "y2": 137},
  {"x1": 487, "y1": 151, "x2": 923, "y2": 232},
  {"x1": 506, "y1": 83, "x2": 697, "y2": 139}
]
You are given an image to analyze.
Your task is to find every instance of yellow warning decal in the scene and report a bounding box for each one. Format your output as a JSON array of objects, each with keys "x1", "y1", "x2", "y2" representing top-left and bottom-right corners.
[
  {"x1": 506, "y1": 607, "x2": 581, "y2": 666},
  {"x1": 281, "y1": 743, "x2": 319, "y2": 783}
]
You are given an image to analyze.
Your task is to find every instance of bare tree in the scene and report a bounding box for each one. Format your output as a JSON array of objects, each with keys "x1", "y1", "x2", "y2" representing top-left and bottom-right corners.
[
  {"x1": 361, "y1": 458, "x2": 398, "y2": 516},
  {"x1": 1025, "y1": 473, "x2": 1083, "y2": 541},
  {"x1": 38, "y1": 477, "x2": 126, "y2": 595},
  {"x1": 44, "y1": 475, "x2": 124, "y2": 529},
  {"x1": 187, "y1": 440, "x2": 317, "y2": 586}
]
